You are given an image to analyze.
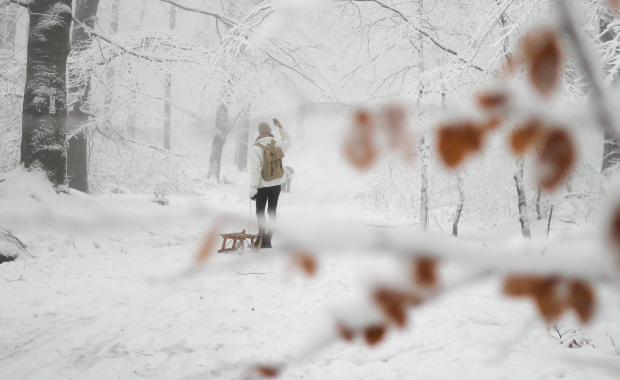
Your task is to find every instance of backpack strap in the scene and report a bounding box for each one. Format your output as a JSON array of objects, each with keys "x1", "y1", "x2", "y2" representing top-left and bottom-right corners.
[{"x1": 255, "y1": 142, "x2": 268, "y2": 152}]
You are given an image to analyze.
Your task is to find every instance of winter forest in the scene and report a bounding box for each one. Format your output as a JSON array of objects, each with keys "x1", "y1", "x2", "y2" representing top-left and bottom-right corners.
[{"x1": 4, "y1": 0, "x2": 620, "y2": 378}]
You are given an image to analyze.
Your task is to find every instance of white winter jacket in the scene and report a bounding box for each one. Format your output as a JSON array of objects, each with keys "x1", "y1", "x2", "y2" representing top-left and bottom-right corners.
[{"x1": 250, "y1": 127, "x2": 292, "y2": 190}]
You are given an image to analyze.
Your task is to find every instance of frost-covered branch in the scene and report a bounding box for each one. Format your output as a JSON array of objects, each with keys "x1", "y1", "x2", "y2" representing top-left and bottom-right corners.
[
  {"x1": 94, "y1": 123, "x2": 196, "y2": 158},
  {"x1": 349, "y1": 0, "x2": 483, "y2": 71},
  {"x1": 159, "y1": 0, "x2": 237, "y2": 27},
  {"x1": 71, "y1": 15, "x2": 201, "y2": 63},
  {"x1": 554, "y1": 0, "x2": 619, "y2": 137}
]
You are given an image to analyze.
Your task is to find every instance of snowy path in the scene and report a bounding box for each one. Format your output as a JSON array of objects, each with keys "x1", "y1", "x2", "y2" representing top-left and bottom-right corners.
[{"x1": 2, "y1": 172, "x2": 620, "y2": 379}]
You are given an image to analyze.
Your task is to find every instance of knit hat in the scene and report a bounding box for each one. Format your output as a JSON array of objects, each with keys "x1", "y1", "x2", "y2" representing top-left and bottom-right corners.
[{"x1": 258, "y1": 122, "x2": 271, "y2": 134}]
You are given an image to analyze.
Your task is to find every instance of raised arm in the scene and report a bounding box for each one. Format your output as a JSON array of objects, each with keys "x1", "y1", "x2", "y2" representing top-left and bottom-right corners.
[{"x1": 274, "y1": 119, "x2": 292, "y2": 153}]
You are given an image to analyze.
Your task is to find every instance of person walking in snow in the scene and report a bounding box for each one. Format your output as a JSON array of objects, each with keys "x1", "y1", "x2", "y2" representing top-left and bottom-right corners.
[{"x1": 249, "y1": 118, "x2": 292, "y2": 248}]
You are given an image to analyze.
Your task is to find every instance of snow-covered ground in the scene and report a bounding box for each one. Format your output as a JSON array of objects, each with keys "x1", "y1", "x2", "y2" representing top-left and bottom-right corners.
[{"x1": 2, "y1": 166, "x2": 620, "y2": 380}]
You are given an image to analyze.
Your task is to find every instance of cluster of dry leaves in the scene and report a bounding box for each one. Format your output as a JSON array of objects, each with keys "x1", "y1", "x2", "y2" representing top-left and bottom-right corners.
[
  {"x1": 503, "y1": 275, "x2": 595, "y2": 324},
  {"x1": 244, "y1": 257, "x2": 440, "y2": 379},
  {"x1": 333, "y1": 19, "x2": 604, "y2": 360},
  {"x1": 191, "y1": 6, "x2": 620, "y2": 378},
  {"x1": 337, "y1": 257, "x2": 439, "y2": 346},
  {"x1": 342, "y1": 25, "x2": 577, "y2": 193},
  {"x1": 438, "y1": 26, "x2": 574, "y2": 192},
  {"x1": 343, "y1": 105, "x2": 416, "y2": 170}
]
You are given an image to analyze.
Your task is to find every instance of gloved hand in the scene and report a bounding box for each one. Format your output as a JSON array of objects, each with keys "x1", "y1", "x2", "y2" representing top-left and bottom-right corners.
[{"x1": 249, "y1": 188, "x2": 258, "y2": 200}]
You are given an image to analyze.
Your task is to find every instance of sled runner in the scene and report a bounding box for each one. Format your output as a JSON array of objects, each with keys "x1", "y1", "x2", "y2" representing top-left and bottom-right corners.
[{"x1": 218, "y1": 230, "x2": 262, "y2": 252}]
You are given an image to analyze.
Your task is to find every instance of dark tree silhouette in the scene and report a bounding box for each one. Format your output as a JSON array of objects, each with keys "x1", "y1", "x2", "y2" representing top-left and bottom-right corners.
[{"x1": 20, "y1": 0, "x2": 73, "y2": 187}]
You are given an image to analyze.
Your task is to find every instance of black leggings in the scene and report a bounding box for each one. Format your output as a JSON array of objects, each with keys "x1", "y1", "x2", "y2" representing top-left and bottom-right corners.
[{"x1": 255, "y1": 185, "x2": 281, "y2": 234}]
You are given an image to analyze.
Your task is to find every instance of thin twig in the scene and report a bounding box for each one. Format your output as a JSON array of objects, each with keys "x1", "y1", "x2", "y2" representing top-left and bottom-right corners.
[
  {"x1": 546, "y1": 205, "x2": 554, "y2": 239},
  {"x1": 71, "y1": 16, "x2": 191, "y2": 63},
  {"x1": 555, "y1": 0, "x2": 618, "y2": 137},
  {"x1": 160, "y1": 0, "x2": 237, "y2": 27},
  {"x1": 5, "y1": 275, "x2": 25, "y2": 282},
  {"x1": 233, "y1": 270, "x2": 266, "y2": 275},
  {"x1": 349, "y1": 0, "x2": 483, "y2": 71},
  {"x1": 0, "y1": 227, "x2": 35, "y2": 258}
]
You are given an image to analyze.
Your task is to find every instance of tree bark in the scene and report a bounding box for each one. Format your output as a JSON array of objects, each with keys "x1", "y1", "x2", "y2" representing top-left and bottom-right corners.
[
  {"x1": 419, "y1": 134, "x2": 429, "y2": 232},
  {"x1": 236, "y1": 105, "x2": 250, "y2": 171},
  {"x1": 66, "y1": 0, "x2": 100, "y2": 194},
  {"x1": 600, "y1": 14, "x2": 620, "y2": 174},
  {"x1": 21, "y1": 0, "x2": 73, "y2": 187},
  {"x1": 452, "y1": 173, "x2": 464, "y2": 237},
  {"x1": 514, "y1": 159, "x2": 531, "y2": 239},
  {"x1": 163, "y1": 6, "x2": 176, "y2": 150},
  {"x1": 207, "y1": 103, "x2": 228, "y2": 182},
  {"x1": 417, "y1": 0, "x2": 428, "y2": 233},
  {"x1": 0, "y1": 4, "x2": 18, "y2": 51},
  {"x1": 103, "y1": 0, "x2": 120, "y2": 118}
]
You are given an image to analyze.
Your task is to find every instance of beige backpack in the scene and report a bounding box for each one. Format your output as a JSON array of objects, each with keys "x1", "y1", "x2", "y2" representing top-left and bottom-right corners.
[{"x1": 255, "y1": 141, "x2": 285, "y2": 181}]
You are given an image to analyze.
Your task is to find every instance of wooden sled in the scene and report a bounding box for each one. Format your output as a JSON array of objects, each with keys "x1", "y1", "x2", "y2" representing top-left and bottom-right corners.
[{"x1": 218, "y1": 230, "x2": 262, "y2": 253}]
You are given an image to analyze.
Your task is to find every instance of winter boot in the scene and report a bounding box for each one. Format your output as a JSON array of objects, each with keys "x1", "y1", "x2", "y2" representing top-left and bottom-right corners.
[
  {"x1": 262, "y1": 233, "x2": 272, "y2": 249},
  {"x1": 254, "y1": 230, "x2": 265, "y2": 249}
]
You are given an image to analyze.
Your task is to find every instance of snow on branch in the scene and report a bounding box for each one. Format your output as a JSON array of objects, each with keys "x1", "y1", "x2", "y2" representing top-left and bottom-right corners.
[
  {"x1": 159, "y1": 0, "x2": 237, "y2": 27},
  {"x1": 348, "y1": 0, "x2": 484, "y2": 71},
  {"x1": 71, "y1": 16, "x2": 202, "y2": 63},
  {"x1": 554, "y1": 0, "x2": 620, "y2": 137}
]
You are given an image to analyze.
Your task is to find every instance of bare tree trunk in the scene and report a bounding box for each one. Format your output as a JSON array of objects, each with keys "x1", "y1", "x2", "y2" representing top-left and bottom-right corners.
[
  {"x1": 600, "y1": 13, "x2": 620, "y2": 175},
  {"x1": 139, "y1": 0, "x2": 147, "y2": 24},
  {"x1": 127, "y1": 90, "x2": 137, "y2": 139},
  {"x1": 21, "y1": 0, "x2": 73, "y2": 188},
  {"x1": 236, "y1": 104, "x2": 250, "y2": 171},
  {"x1": 104, "y1": 0, "x2": 120, "y2": 118},
  {"x1": 453, "y1": 173, "x2": 464, "y2": 236},
  {"x1": 514, "y1": 159, "x2": 531, "y2": 239},
  {"x1": 207, "y1": 103, "x2": 228, "y2": 182},
  {"x1": 417, "y1": 0, "x2": 428, "y2": 232},
  {"x1": 419, "y1": 134, "x2": 429, "y2": 232},
  {"x1": 535, "y1": 186, "x2": 542, "y2": 220},
  {"x1": 128, "y1": 0, "x2": 147, "y2": 138},
  {"x1": 0, "y1": 4, "x2": 18, "y2": 51},
  {"x1": 297, "y1": 103, "x2": 305, "y2": 143},
  {"x1": 163, "y1": 6, "x2": 176, "y2": 150},
  {"x1": 66, "y1": 0, "x2": 100, "y2": 194}
]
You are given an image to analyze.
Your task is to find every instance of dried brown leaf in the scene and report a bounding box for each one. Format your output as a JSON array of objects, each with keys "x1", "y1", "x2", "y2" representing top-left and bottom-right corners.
[
  {"x1": 354, "y1": 109, "x2": 373, "y2": 130},
  {"x1": 510, "y1": 120, "x2": 543, "y2": 156},
  {"x1": 255, "y1": 365, "x2": 279, "y2": 378},
  {"x1": 538, "y1": 129, "x2": 575, "y2": 191},
  {"x1": 373, "y1": 288, "x2": 412, "y2": 328},
  {"x1": 609, "y1": 207, "x2": 620, "y2": 256},
  {"x1": 364, "y1": 324, "x2": 387, "y2": 346},
  {"x1": 569, "y1": 279, "x2": 595, "y2": 324},
  {"x1": 521, "y1": 28, "x2": 563, "y2": 96},
  {"x1": 294, "y1": 253, "x2": 318, "y2": 277},
  {"x1": 477, "y1": 91, "x2": 509, "y2": 110},
  {"x1": 383, "y1": 104, "x2": 408, "y2": 149},
  {"x1": 337, "y1": 323, "x2": 355, "y2": 342},
  {"x1": 437, "y1": 122, "x2": 485, "y2": 168},
  {"x1": 194, "y1": 227, "x2": 219, "y2": 265},
  {"x1": 414, "y1": 257, "x2": 439, "y2": 287},
  {"x1": 532, "y1": 277, "x2": 564, "y2": 323},
  {"x1": 503, "y1": 275, "x2": 542, "y2": 297}
]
